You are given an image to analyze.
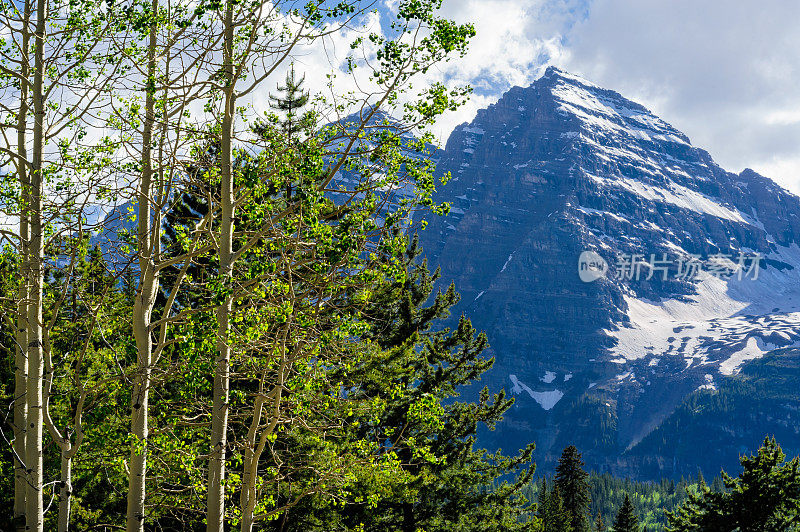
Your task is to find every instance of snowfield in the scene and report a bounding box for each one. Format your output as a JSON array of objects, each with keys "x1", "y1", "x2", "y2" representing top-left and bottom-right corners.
[{"x1": 606, "y1": 244, "x2": 800, "y2": 375}]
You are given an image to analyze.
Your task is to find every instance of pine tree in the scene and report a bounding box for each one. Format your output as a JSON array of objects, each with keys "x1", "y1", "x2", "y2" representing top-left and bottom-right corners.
[
  {"x1": 265, "y1": 64, "x2": 312, "y2": 201},
  {"x1": 537, "y1": 479, "x2": 573, "y2": 532},
  {"x1": 547, "y1": 485, "x2": 574, "y2": 532},
  {"x1": 537, "y1": 478, "x2": 550, "y2": 528},
  {"x1": 268, "y1": 63, "x2": 310, "y2": 140},
  {"x1": 556, "y1": 445, "x2": 591, "y2": 532},
  {"x1": 262, "y1": 234, "x2": 537, "y2": 531},
  {"x1": 612, "y1": 495, "x2": 639, "y2": 532}
]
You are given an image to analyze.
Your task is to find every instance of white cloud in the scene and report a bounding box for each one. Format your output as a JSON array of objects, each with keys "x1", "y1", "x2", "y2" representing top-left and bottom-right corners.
[
  {"x1": 244, "y1": 1, "x2": 800, "y2": 194},
  {"x1": 422, "y1": 0, "x2": 578, "y2": 144}
]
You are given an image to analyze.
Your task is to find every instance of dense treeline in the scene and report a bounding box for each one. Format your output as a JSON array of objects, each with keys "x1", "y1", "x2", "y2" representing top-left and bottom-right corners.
[
  {"x1": 0, "y1": 229, "x2": 539, "y2": 530},
  {"x1": 528, "y1": 439, "x2": 800, "y2": 531},
  {"x1": 0, "y1": 0, "x2": 517, "y2": 529},
  {"x1": 628, "y1": 349, "x2": 800, "y2": 479},
  {"x1": 587, "y1": 474, "x2": 696, "y2": 530}
]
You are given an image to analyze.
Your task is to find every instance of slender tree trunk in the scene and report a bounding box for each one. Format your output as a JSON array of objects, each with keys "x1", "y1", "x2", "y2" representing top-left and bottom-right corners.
[
  {"x1": 13, "y1": 4, "x2": 31, "y2": 526},
  {"x1": 240, "y1": 494, "x2": 256, "y2": 532},
  {"x1": 57, "y1": 443, "x2": 73, "y2": 532},
  {"x1": 24, "y1": 0, "x2": 46, "y2": 528},
  {"x1": 240, "y1": 324, "x2": 289, "y2": 532},
  {"x1": 126, "y1": 5, "x2": 158, "y2": 529},
  {"x1": 24, "y1": 202, "x2": 44, "y2": 532},
  {"x1": 206, "y1": 4, "x2": 235, "y2": 529},
  {"x1": 239, "y1": 387, "x2": 283, "y2": 532},
  {"x1": 238, "y1": 396, "x2": 264, "y2": 532},
  {"x1": 14, "y1": 222, "x2": 29, "y2": 532},
  {"x1": 127, "y1": 287, "x2": 154, "y2": 531},
  {"x1": 44, "y1": 333, "x2": 79, "y2": 531}
]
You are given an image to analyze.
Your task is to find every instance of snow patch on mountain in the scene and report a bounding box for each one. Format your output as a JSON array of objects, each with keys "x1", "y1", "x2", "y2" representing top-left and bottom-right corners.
[
  {"x1": 719, "y1": 337, "x2": 767, "y2": 376},
  {"x1": 549, "y1": 73, "x2": 684, "y2": 145},
  {"x1": 589, "y1": 174, "x2": 747, "y2": 223},
  {"x1": 509, "y1": 374, "x2": 564, "y2": 410},
  {"x1": 500, "y1": 252, "x2": 515, "y2": 272}
]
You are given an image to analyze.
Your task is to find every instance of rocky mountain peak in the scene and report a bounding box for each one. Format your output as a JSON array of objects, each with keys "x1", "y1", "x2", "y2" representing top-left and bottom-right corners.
[{"x1": 417, "y1": 68, "x2": 800, "y2": 478}]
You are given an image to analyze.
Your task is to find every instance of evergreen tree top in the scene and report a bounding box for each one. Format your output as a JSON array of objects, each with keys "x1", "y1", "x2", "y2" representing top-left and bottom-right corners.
[
  {"x1": 556, "y1": 445, "x2": 591, "y2": 532},
  {"x1": 666, "y1": 437, "x2": 800, "y2": 532},
  {"x1": 269, "y1": 64, "x2": 310, "y2": 116},
  {"x1": 594, "y1": 512, "x2": 605, "y2": 532},
  {"x1": 612, "y1": 494, "x2": 640, "y2": 532}
]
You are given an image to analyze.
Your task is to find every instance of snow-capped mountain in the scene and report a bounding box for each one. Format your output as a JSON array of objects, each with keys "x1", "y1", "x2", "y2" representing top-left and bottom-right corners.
[{"x1": 416, "y1": 66, "x2": 800, "y2": 478}]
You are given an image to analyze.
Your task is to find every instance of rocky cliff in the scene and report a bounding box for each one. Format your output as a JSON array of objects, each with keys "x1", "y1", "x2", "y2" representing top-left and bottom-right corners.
[{"x1": 416, "y1": 66, "x2": 800, "y2": 477}]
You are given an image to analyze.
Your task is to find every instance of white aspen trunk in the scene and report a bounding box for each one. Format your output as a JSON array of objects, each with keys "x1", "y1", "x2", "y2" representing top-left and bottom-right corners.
[
  {"x1": 13, "y1": 3, "x2": 31, "y2": 526},
  {"x1": 43, "y1": 331, "x2": 79, "y2": 531},
  {"x1": 127, "y1": 277, "x2": 155, "y2": 532},
  {"x1": 24, "y1": 0, "x2": 46, "y2": 528},
  {"x1": 57, "y1": 442, "x2": 73, "y2": 532},
  {"x1": 240, "y1": 326, "x2": 289, "y2": 532},
  {"x1": 238, "y1": 397, "x2": 264, "y2": 532},
  {"x1": 206, "y1": 4, "x2": 234, "y2": 529},
  {"x1": 126, "y1": 4, "x2": 158, "y2": 529},
  {"x1": 239, "y1": 493, "x2": 256, "y2": 532},
  {"x1": 239, "y1": 386, "x2": 283, "y2": 532}
]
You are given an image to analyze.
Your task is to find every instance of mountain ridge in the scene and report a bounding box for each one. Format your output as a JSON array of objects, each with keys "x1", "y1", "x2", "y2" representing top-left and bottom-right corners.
[{"x1": 416, "y1": 66, "x2": 800, "y2": 478}]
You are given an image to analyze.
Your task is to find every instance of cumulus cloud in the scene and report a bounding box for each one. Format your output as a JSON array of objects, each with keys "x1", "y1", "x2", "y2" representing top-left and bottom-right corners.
[
  {"x1": 422, "y1": 0, "x2": 580, "y2": 143},
  {"x1": 250, "y1": 1, "x2": 800, "y2": 192},
  {"x1": 428, "y1": 0, "x2": 800, "y2": 192}
]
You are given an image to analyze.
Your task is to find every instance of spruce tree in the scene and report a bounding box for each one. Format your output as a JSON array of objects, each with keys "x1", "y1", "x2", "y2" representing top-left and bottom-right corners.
[
  {"x1": 269, "y1": 63, "x2": 310, "y2": 141},
  {"x1": 556, "y1": 445, "x2": 591, "y2": 532},
  {"x1": 263, "y1": 234, "x2": 537, "y2": 531},
  {"x1": 548, "y1": 485, "x2": 574, "y2": 532},
  {"x1": 537, "y1": 478, "x2": 550, "y2": 528},
  {"x1": 537, "y1": 479, "x2": 573, "y2": 532},
  {"x1": 612, "y1": 495, "x2": 639, "y2": 532},
  {"x1": 267, "y1": 64, "x2": 312, "y2": 199}
]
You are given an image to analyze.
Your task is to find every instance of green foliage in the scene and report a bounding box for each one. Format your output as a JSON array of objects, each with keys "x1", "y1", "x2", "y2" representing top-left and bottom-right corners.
[
  {"x1": 594, "y1": 512, "x2": 606, "y2": 532},
  {"x1": 524, "y1": 470, "x2": 705, "y2": 531},
  {"x1": 1, "y1": 0, "x2": 480, "y2": 528},
  {"x1": 612, "y1": 495, "x2": 640, "y2": 532},
  {"x1": 537, "y1": 479, "x2": 573, "y2": 532},
  {"x1": 269, "y1": 64, "x2": 312, "y2": 141},
  {"x1": 666, "y1": 437, "x2": 800, "y2": 532},
  {"x1": 556, "y1": 445, "x2": 591, "y2": 532},
  {"x1": 0, "y1": 250, "x2": 18, "y2": 522},
  {"x1": 259, "y1": 235, "x2": 538, "y2": 531},
  {"x1": 0, "y1": 242, "x2": 134, "y2": 529}
]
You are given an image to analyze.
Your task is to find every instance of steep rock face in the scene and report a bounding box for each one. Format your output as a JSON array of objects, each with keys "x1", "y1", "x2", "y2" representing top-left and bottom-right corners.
[
  {"x1": 623, "y1": 348, "x2": 800, "y2": 479},
  {"x1": 416, "y1": 67, "x2": 800, "y2": 477}
]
